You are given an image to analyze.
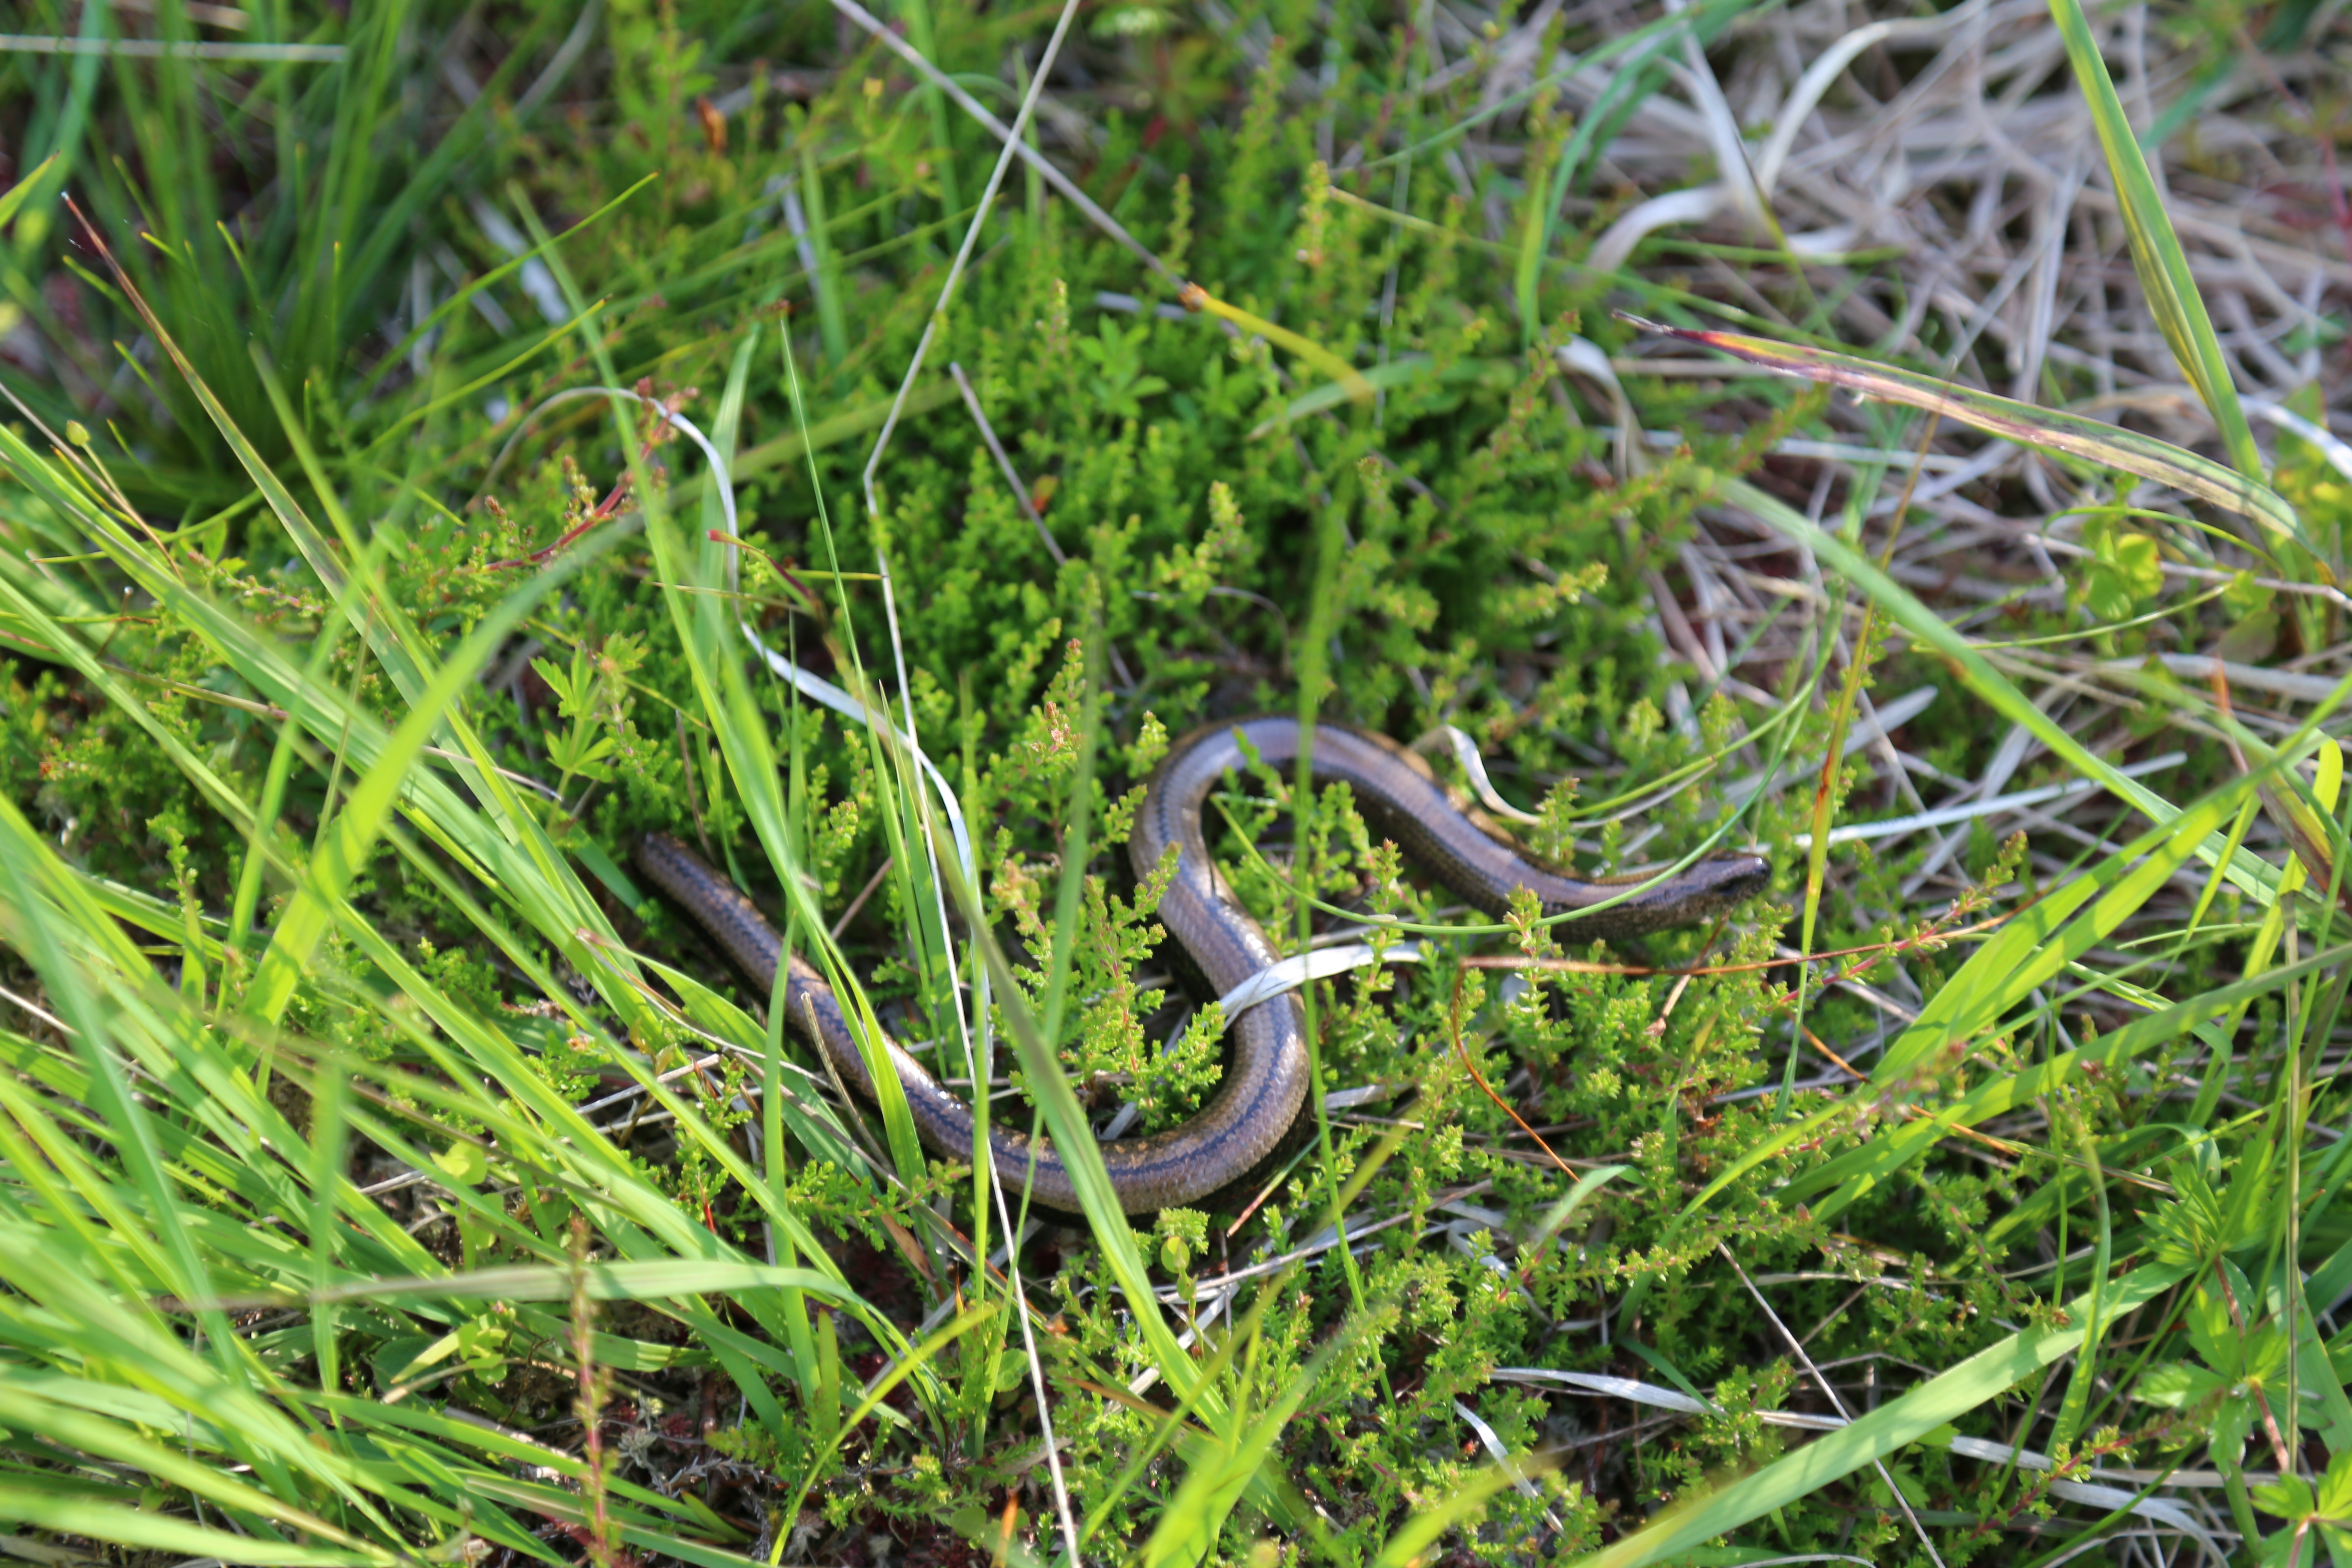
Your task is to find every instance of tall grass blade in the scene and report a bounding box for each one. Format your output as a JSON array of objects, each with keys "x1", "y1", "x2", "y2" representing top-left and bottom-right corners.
[
  {"x1": 1142, "y1": 1313, "x2": 1376, "y2": 1566},
  {"x1": 312, "y1": 1259, "x2": 878, "y2": 1307},
  {"x1": 0, "y1": 154, "x2": 55, "y2": 230},
  {"x1": 0, "y1": 1486, "x2": 383, "y2": 1568},
  {"x1": 1378, "y1": 1467, "x2": 1553, "y2": 1567},
  {"x1": 1682, "y1": 775, "x2": 2269, "y2": 1221},
  {"x1": 1791, "y1": 936, "x2": 2352, "y2": 1221},
  {"x1": 244, "y1": 529, "x2": 621, "y2": 1022},
  {"x1": 1186, "y1": 286, "x2": 1373, "y2": 401},
  {"x1": 930, "y1": 826, "x2": 1216, "y2": 1405},
  {"x1": 1573, "y1": 1262, "x2": 2190, "y2": 1567},
  {"x1": 2045, "y1": 0, "x2": 2263, "y2": 484},
  {"x1": 1871, "y1": 782, "x2": 2249, "y2": 1084},
  {"x1": 1663, "y1": 326, "x2": 2308, "y2": 561},
  {"x1": 796, "y1": 132, "x2": 851, "y2": 363}
]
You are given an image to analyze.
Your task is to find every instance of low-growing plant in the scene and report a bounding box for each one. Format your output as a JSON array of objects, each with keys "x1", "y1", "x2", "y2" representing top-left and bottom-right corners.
[{"x1": 0, "y1": 0, "x2": 2347, "y2": 1564}]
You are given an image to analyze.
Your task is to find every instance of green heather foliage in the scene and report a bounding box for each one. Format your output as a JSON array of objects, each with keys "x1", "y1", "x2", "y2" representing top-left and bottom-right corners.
[{"x1": 0, "y1": 0, "x2": 2345, "y2": 1565}]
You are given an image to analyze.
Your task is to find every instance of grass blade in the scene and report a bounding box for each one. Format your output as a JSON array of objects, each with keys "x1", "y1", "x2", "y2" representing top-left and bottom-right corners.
[
  {"x1": 0, "y1": 1488, "x2": 383, "y2": 1568},
  {"x1": 1791, "y1": 936, "x2": 2352, "y2": 1221},
  {"x1": 2046, "y1": 0, "x2": 2263, "y2": 484},
  {"x1": 243, "y1": 524, "x2": 623, "y2": 1023},
  {"x1": 1573, "y1": 1262, "x2": 2191, "y2": 1567},
  {"x1": 1660, "y1": 326, "x2": 2307, "y2": 560},
  {"x1": 312, "y1": 1259, "x2": 874, "y2": 1307},
  {"x1": 1721, "y1": 475, "x2": 2293, "y2": 902}
]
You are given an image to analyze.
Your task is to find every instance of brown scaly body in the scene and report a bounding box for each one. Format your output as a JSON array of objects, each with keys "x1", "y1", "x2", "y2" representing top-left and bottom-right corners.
[{"x1": 635, "y1": 718, "x2": 1770, "y2": 1213}]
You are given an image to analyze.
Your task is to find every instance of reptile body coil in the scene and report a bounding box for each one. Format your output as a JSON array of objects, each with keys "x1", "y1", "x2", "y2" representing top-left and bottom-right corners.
[{"x1": 635, "y1": 717, "x2": 1770, "y2": 1214}]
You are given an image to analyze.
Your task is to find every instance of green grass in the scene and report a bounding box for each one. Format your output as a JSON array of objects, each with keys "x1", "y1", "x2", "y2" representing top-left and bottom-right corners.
[{"x1": 1, "y1": 0, "x2": 2349, "y2": 1563}]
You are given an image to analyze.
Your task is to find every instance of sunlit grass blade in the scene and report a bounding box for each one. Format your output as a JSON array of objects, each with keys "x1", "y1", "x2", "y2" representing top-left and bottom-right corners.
[
  {"x1": 796, "y1": 130, "x2": 851, "y2": 362},
  {"x1": 1377, "y1": 1461, "x2": 1551, "y2": 1568},
  {"x1": 1140, "y1": 1311, "x2": 1376, "y2": 1566},
  {"x1": 0, "y1": 986, "x2": 441, "y2": 1292},
  {"x1": 311, "y1": 1259, "x2": 876, "y2": 1307},
  {"x1": 1789, "y1": 935, "x2": 2352, "y2": 1222},
  {"x1": 930, "y1": 818, "x2": 1217, "y2": 1407},
  {"x1": 307, "y1": 1050, "x2": 348, "y2": 1402},
  {"x1": 1870, "y1": 780, "x2": 2250, "y2": 1084},
  {"x1": 1572, "y1": 1262, "x2": 2190, "y2": 1567},
  {"x1": 2047, "y1": 1128, "x2": 2113, "y2": 1456},
  {"x1": 456, "y1": 1483, "x2": 772, "y2": 1568},
  {"x1": 0, "y1": 812, "x2": 251, "y2": 1384},
  {"x1": 1680, "y1": 773, "x2": 2263, "y2": 1222},
  {"x1": 1184, "y1": 283, "x2": 1372, "y2": 401},
  {"x1": 0, "y1": 1487, "x2": 385, "y2": 1568},
  {"x1": 244, "y1": 524, "x2": 625, "y2": 1022},
  {"x1": 0, "y1": 154, "x2": 56, "y2": 231},
  {"x1": 2216, "y1": 723, "x2": 2347, "y2": 904},
  {"x1": 2045, "y1": 0, "x2": 2262, "y2": 485},
  {"x1": 1, "y1": 1221, "x2": 382, "y2": 1510},
  {"x1": 1661, "y1": 326, "x2": 2308, "y2": 560}
]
